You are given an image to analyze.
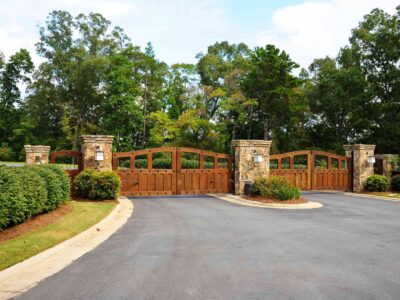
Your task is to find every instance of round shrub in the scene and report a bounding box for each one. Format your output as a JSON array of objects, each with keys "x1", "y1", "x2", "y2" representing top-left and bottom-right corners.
[
  {"x1": 74, "y1": 169, "x2": 96, "y2": 198},
  {"x1": 45, "y1": 164, "x2": 70, "y2": 203},
  {"x1": 30, "y1": 165, "x2": 65, "y2": 211},
  {"x1": 88, "y1": 171, "x2": 121, "y2": 200},
  {"x1": 391, "y1": 175, "x2": 400, "y2": 192},
  {"x1": 249, "y1": 176, "x2": 300, "y2": 201},
  {"x1": 365, "y1": 175, "x2": 390, "y2": 192}
]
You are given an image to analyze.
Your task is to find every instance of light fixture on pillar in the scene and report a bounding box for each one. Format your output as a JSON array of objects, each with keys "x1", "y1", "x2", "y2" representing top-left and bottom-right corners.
[
  {"x1": 35, "y1": 156, "x2": 41, "y2": 164},
  {"x1": 95, "y1": 146, "x2": 104, "y2": 161},
  {"x1": 253, "y1": 153, "x2": 264, "y2": 164},
  {"x1": 367, "y1": 156, "x2": 376, "y2": 165}
]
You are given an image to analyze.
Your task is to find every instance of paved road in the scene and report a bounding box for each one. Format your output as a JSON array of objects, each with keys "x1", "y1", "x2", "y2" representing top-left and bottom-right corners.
[{"x1": 19, "y1": 193, "x2": 400, "y2": 300}]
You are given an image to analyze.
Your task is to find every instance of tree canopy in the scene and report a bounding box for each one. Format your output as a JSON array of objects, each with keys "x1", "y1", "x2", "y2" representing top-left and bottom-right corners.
[{"x1": 1, "y1": 7, "x2": 400, "y2": 160}]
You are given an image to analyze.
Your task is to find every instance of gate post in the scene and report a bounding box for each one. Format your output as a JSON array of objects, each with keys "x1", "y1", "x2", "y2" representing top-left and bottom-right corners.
[
  {"x1": 232, "y1": 140, "x2": 272, "y2": 195},
  {"x1": 81, "y1": 135, "x2": 114, "y2": 171},
  {"x1": 343, "y1": 144, "x2": 376, "y2": 192},
  {"x1": 24, "y1": 145, "x2": 50, "y2": 165}
]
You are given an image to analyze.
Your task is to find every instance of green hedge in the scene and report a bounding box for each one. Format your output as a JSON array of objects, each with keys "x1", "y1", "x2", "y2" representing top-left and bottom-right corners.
[
  {"x1": 74, "y1": 170, "x2": 121, "y2": 200},
  {"x1": 0, "y1": 164, "x2": 70, "y2": 230},
  {"x1": 365, "y1": 175, "x2": 390, "y2": 192},
  {"x1": 249, "y1": 176, "x2": 301, "y2": 201}
]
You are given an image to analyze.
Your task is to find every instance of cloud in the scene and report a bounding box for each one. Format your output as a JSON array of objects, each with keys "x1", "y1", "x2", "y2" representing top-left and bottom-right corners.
[{"x1": 257, "y1": 0, "x2": 399, "y2": 69}]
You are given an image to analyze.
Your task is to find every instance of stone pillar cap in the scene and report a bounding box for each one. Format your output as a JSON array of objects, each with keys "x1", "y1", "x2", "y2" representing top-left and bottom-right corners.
[
  {"x1": 81, "y1": 135, "x2": 114, "y2": 143},
  {"x1": 24, "y1": 145, "x2": 51, "y2": 153},
  {"x1": 232, "y1": 140, "x2": 272, "y2": 147},
  {"x1": 343, "y1": 144, "x2": 376, "y2": 151}
]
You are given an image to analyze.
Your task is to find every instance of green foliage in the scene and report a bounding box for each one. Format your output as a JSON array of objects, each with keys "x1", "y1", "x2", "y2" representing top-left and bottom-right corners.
[
  {"x1": 30, "y1": 165, "x2": 68, "y2": 211},
  {"x1": 45, "y1": 164, "x2": 70, "y2": 203},
  {"x1": 0, "y1": 165, "x2": 70, "y2": 229},
  {"x1": 74, "y1": 170, "x2": 121, "y2": 200},
  {"x1": 365, "y1": 175, "x2": 390, "y2": 192},
  {"x1": 74, "y1": 169, "x2": 96, "y2": 198},
  {"x1": 249, "y1": 176, "x2": 300, "y2": 201},
  {"x1": 390, "y1": 175, "x2": 400, "y2": 192}
]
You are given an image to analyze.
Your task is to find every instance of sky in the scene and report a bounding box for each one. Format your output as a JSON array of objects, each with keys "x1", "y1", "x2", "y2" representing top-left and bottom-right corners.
[{"x1": 0, "y1": 0, "x2": 398, "y2": 69}]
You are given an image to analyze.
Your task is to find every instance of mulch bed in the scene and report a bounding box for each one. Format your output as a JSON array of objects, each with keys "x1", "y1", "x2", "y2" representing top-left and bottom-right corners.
[
  {"x1": 0, "y1": 203, "x2": 73, "y2": 243},
  {"x1": 242, "y1": 195, "x2": 308, "y2": 205}
]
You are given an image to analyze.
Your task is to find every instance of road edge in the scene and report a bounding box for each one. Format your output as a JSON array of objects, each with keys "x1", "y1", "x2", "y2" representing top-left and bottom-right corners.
[{"x1": 0, "y1": 197, "x2": 134, "y2": 300}]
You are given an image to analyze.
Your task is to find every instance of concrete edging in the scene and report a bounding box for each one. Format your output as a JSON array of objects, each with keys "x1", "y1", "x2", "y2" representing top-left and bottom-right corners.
[
  {"x1": 318, "y1": 190, "x2": 400, "y2": 202},
  {"x1": 210, "y1": 194, "x2": 323, "y2": 209},
  {"x1": 0, "y1": 197, "x2": 134, "y2": 300}
]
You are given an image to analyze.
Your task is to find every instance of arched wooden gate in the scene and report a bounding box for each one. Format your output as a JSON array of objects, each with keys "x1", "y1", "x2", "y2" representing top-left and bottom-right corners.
[
  {"x1": 270, "y1": 150, "x2": 352, "y2": 191},
  {"x1": 50, "y1": 150, "x2": 83, "y2": 183},
  {"x1": 113, "y1": 147, "x2": 233, "y2": 196}
]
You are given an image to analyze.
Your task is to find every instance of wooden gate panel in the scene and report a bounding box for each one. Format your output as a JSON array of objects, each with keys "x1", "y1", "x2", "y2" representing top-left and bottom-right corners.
[
  {"x1": 113, "y1": 147, "x2": 232, "y2": 196},
  {"x1": 270, "y1": 150, "x2": 351, "y2": 191}
]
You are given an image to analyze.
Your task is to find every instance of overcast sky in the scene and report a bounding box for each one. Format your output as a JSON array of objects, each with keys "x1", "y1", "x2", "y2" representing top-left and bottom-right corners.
[{"x1": 0, "y1": 0, "x2": 398, "y2": 69}]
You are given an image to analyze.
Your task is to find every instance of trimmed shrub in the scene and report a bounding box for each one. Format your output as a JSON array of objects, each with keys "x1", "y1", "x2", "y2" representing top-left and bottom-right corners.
[
  {"x1": 30, "y1": 165, "x2": 66, "y2": 211},
  {"x1": 74, "y1": 170, "x2": 121, "y2": 200},
  {"x1": 74, "y1": 169, "x2": 96, "y2": 198},
  {"x1": 0, "y1": 166, "x2": 47, "y2": 229},
  {"x1": 88, "y1": 171, "x2": 121, "y2": 200},
  {"x1": 391, "y1": 175, "x2": 400, "y2": 192},
  {"x1": 365, "y1": 175, "x2": 390, "y2": 192},
  {"x1": 249, "y1": 176, "x2": 301, "y2": 201},
  {"x1": 45, "y1": 164, "x2": 70, "y2": 203},
  {"x1": 16, "y1": 167, "x2": 47, "y2": 217}
]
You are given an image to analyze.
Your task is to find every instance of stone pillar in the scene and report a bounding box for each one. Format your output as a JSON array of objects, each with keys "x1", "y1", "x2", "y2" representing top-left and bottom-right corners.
[
  {"x1": 343, "y1": 144, "x2": 376, "y2": 192},
  {"x1": 232, "y1": 140, "x2": 272, "y2": 195},
  {"x1": 24, "y1": 145, "x2": 50, "y2": 165},
  {"x1": 81, "y1": 135, "x2": 114, "y2": 171}
]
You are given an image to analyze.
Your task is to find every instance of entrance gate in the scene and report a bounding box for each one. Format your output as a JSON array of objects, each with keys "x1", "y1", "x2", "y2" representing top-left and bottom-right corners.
[
  {"x1": 50, "y1": 150, "x2": 83, "y2": 183},
  {"x1": 113, "y1": 147, "x2": 232, "y2": 196},
  {"x1": 270, "y1": 150, "x2": 352, "y2": 191}
]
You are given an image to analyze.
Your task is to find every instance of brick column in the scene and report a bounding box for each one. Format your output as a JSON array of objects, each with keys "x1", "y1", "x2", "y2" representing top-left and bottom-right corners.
[
  {"x1": 81, "y1": 135, "x2": 114, "y2": 171},
  {"x1": 232, "y1": 140, "x2": 272, "y2": 195},
  {"x1": 343, "y1": 144, "x2": 376, "y2": 192},
  {"x1": 24, "y1": 145, "x2": 50, "y2": 165}
]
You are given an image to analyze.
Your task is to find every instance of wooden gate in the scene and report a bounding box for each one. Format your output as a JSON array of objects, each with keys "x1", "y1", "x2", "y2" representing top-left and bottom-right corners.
[
  {"x1": 113, "y1": 147, "x2": 232, "y2": 196},
  {"x1": 50, "y1": 150, "x2": 83, "y2": 183},
  {"x1": 270, "y1": 150, "x2": 351, "y2": 191}
]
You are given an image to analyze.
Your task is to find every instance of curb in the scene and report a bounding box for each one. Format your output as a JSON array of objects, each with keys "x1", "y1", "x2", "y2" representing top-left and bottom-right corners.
[
  {"x1": 210, "y1": 194, "x2": 323, "y2": 209},
  {"x1": 0, "y1": 197, "x2": 134, "y2": 300},
  {"x1": 315, "y1": 190, "x2": 400, "y2": 203}
]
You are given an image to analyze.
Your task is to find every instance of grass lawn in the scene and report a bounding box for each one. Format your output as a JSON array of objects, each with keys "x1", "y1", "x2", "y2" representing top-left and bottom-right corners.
[
  {"x1": 0, "y1": 161, "x2": 25, "y2": 165},
  {"x1": 0, "y1": 200, "x2": 116, "y2": 271}
]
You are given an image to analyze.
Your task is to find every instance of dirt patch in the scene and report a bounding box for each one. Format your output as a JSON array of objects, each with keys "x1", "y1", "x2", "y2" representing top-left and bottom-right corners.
[
  {"x1": 0, "y1": 204, "x2": 73, "y2": 243},
  {"x1": 242, "y1": 196, "x2": 308, "y2": 204}
]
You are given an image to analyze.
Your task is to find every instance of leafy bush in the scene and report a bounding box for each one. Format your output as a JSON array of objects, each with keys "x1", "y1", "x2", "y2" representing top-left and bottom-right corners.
[
  {"x1": 88, "y1": 171, "x2": 121, "y2": 200},
  {"x1": 45, "y1": 164, "x2": 70, "y2": 203},
  {"x1": 17, "y1": 167, "x2": 47, "y2": 217},
  {"x1": 0, "y1": 164, "x2": 71, "y2": 229},
  {"x1": 74, "y1": 169, "x2": 96, "y2": 198},
  {"x1": 365, "y1": 175, "x2": 390, "y2": 192},
  {"x1": 74, "y1": 170, "x2": 121, "y2": 200},
  {"x1": 249, "y1": 176, "x2": 300, "y2": 201},
  {"x1": 31, "y1": 165, "x2": 67, "y2": 211},
  {"x1": 391, "y1": 175, "x2": 400, "y2": 192}
]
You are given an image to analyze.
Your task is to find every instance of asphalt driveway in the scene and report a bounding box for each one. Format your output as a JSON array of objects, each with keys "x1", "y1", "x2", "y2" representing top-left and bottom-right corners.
[{"x1": 18, "y1": 192, "x2": 400, "y2": 300}]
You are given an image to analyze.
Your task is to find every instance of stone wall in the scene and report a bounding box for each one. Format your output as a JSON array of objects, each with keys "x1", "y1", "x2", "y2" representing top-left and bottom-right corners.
[
  {"x1": 81, "y1": 135, "x2": 114, "y2": 171},
  {"x1": 231, "y1": 140, "x2": 272, "y2": 195},
  {"x1": 24, "y1": 145, "x2": 50, "y2": 165},
  {"x1": 343, "y1": 144, "x2": 376, "y2": 192}
]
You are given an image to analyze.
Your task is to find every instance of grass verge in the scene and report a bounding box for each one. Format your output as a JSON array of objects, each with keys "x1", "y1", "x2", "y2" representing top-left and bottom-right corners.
[
  {"x1": 0, "y1": 200, "x2": 116, "y2": 271},
  {"x1": 363, "y1": 192, "x2": 400, "y2": 199}
]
